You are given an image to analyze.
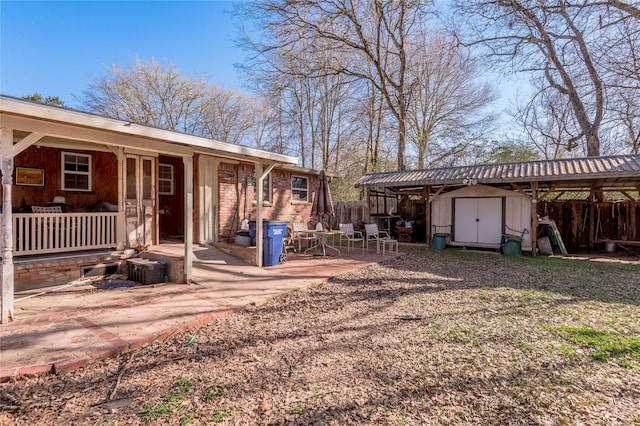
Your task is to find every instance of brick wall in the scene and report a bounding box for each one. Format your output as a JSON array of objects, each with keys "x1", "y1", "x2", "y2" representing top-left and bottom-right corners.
[
  {"x1": 14, "y1": 254, "x2": 128, "y2": 291},
  {"x1": 218, "y1": 162, "x2": 317, "y2": 240}
]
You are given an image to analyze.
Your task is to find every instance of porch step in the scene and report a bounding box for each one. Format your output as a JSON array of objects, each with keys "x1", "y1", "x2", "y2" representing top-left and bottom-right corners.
[{"x1": 213, "y1": 242, "x2": 257, "y2": 265}]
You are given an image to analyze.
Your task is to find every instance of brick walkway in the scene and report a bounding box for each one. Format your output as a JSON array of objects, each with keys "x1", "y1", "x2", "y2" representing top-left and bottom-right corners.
[{"x1": 0, "y1": 245, "x2": 400, "y2": 382}]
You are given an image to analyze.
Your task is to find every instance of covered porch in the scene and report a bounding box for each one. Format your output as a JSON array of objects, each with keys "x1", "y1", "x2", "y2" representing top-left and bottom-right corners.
[{"x1": 1, "y1": 96, "x2": 297, "y2": 322}]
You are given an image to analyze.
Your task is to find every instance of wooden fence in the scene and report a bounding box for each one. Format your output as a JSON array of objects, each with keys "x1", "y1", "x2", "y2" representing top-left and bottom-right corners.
[{"x1": 331, "y1": 201, "x2": 369, "y2": 230}]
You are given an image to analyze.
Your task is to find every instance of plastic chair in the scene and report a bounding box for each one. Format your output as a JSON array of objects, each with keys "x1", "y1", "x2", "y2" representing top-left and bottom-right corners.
[
  {"x1": 292, "y1": 222, "x2": 318, "y2": 252},
  {"x1": 339, "y1": 223, "x2": 365, "y2": 252},
  {"x1": 364, "y1": 223, "x2": 398, "y2": 255}
]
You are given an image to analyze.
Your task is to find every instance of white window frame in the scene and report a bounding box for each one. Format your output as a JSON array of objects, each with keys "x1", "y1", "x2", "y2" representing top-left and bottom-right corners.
[
  {"x1": 158, "y1": 163, "x2": 175, "y2": 195},
  {"x1": 61, "y1": 151, "x2": 92, "y2": 192},
  {"x1": 291, "y1": 175, "x2": 309, "y2": 203}
]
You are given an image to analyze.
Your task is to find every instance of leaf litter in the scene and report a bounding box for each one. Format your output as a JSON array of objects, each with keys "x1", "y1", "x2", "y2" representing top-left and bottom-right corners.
[{"x1": 1, "y1": 248, "x2": 639, "y2": 425}]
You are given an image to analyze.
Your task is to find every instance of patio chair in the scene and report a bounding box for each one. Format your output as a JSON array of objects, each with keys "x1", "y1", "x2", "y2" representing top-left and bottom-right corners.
[
  {"x1": 364, "y1": 223, "x2": 398, "y2": 255},
  {"x1": 292, "y1": 222, "x2": 318, "y2": 252},
  {"x1": 339, "y1": 223, "x2": 365, "y2": 252}
]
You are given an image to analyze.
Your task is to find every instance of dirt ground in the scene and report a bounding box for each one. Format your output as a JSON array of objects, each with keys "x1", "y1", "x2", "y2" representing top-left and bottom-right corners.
[{"x1": 1, "y1": 248, "x2": 639, "y2": 425}]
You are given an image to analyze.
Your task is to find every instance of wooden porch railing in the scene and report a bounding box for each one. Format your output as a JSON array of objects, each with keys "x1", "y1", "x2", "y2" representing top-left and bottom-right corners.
[{"x1": 12, "y1": 212, "x2": 118, "y2": 256}]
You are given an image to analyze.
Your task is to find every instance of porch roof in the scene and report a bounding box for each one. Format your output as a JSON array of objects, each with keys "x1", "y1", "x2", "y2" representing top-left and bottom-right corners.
[
  {"x1": 0, "y1": 95, "x2": 297, "y2": 165},
  {"x1": 354, "y1": 154, "x2": 640, "y2": 193}
]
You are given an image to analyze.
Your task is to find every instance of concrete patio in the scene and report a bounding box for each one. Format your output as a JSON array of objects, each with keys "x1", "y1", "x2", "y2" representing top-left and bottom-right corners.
[{"x1": 0, "y1": 244, "x2": 401, "y2": 382}]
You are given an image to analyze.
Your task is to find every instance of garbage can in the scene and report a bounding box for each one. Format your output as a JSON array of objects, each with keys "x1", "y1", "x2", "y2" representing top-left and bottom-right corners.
[
  {"x1": 431, "y1": 233, "x2": 450, "y2": 250},
  {"x1": 502, "y1": 237, "x2": 522, "y2": 256},
  {"x1": 249, "y1": 220, "x2": 289, "y2": 266}
]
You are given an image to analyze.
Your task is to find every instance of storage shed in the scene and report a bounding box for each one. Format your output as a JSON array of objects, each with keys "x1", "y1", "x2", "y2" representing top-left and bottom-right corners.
[{"x1": 354, "y1": 155, "x2": 640, "y2": 254}]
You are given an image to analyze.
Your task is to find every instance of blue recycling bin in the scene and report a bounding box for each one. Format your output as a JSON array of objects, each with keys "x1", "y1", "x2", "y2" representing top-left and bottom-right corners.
[{"x1": 249, "y1": 220, "x2": 289, "y2": 266}]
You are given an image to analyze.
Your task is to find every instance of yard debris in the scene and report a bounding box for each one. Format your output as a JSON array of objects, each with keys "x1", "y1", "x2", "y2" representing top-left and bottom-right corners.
[
  {"x1": 1, "y1": 249, "x2": 639, "y2": 425},
  {"x1": 108, "y1": 353, "x2": 135, "y2": 401}
]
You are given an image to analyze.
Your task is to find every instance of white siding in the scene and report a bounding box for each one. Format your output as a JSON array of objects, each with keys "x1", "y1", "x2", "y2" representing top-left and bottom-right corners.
[{"x1": 431, "y1": 185, "x2": 532, "y2": 250}]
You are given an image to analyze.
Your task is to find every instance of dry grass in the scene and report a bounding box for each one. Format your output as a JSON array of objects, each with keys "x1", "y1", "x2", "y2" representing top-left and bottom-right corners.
[{"x1": 1, "y1": 247, "x2": 639, "y2": 425}]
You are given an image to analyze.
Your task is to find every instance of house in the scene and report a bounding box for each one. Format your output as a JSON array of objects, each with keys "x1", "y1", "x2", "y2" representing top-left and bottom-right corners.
[
  {"x1": 0, "y1": 95, "x2": 323, "y2": 323},
  {"x1": 355, "y1": 156, "x2": 640, "y2": 252}
]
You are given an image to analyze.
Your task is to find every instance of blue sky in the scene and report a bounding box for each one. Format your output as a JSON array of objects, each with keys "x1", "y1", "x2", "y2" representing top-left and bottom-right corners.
[
  {"x1": 1, "y1": 0, "x2": 519, "y2": 120},
  {"x1": 1, "y1": 1, "x2": 247, "y2": 109}
]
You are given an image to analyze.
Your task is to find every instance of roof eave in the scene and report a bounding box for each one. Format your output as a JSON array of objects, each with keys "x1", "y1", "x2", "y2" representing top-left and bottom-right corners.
[{"x1": 1, "y1": 95, "x2": 297, "y2": 165}]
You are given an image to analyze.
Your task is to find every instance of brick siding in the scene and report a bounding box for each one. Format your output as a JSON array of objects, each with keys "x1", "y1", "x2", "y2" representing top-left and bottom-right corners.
[{"x1": 218, "y1": 162, "x2": 317, "y2": 239}]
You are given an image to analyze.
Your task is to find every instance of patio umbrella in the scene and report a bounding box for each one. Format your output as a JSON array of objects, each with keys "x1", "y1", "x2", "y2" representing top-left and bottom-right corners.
[{"x1": 311, "y1": 170, "x2": 335, "y2": 228}]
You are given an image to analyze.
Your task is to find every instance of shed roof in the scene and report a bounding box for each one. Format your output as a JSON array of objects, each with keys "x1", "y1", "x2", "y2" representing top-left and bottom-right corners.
[{"x1": 355, "y1": 155, "x2": 640, "y2": 190}]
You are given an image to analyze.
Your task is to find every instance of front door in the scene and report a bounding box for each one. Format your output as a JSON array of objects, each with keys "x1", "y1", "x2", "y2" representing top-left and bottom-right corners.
[
  {"x1": 454, "y1": 197, "x2": 503, "y2": 245},
  {"x1": 126, "y1": 155, "x2": 155, "y2": 248}
]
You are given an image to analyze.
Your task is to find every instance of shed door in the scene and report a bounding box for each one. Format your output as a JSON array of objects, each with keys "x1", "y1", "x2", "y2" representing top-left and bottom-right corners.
[
  {"x1": 454, "y1": 197, "x2": 502, "y2": 245},
  {"x1": 126, "y1": 155, "x2": 155, "y2": 248}
]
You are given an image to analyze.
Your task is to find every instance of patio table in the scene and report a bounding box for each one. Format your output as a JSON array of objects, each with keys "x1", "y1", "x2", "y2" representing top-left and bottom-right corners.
[{"x1": 306, "y1": 230, "x2": 343, "y2": 256}]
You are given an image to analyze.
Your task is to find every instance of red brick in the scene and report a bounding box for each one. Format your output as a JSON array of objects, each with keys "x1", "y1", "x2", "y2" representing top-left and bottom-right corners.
[
  {"x1": 0, "y1": 368, "x2": 18, "y2": 383},
  {"x1": 129, "y1": 334, "x2": 155, "y2": 350},
  {"x1": 53, "y1": 357, "x2": 88, "y2": 374},
  {"x1": 15, "y1": 364, "x2": 53, "y2": 379},
  {"x1": 88, "y1": 346, "x2": 121, "y2": 361}
]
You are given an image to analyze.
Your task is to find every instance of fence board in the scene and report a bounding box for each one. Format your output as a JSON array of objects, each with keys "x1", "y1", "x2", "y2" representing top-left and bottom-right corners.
[{"x1": 332, "y1": 201, "x2": 369, "y2": 231}]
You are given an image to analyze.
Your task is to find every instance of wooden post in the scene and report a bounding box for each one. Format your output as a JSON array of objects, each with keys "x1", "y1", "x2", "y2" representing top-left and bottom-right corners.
[
  {"x1": 255, "y1": 162, "x2": 263, "y2": 267},
  {"x1": 531, "y1": 182, "x2": 538, "y2": 256},
  {"x1": 183, "y1": 155, "x2": 194, "y2": 282},
  {"x1": 589, "y1": 187, "x2": 596, "y2": 249},
  {"x1": 424, "y1": 185, "x2": 431, "y2": 245},
  {"x1": 193, "y1": 153, "x2": 200, "y2": 244},
  {"x1": 1, "y1": 127, "x2": 14, "y2": 323},
  {"x1": 116, "y1": 147, "x2": 125, "y2": 250}
]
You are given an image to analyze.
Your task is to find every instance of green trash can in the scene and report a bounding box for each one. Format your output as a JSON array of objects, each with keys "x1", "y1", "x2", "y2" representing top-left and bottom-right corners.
[
  {"x1": 502, "y1": 238, "x2": 522, "y2": 256},
  {"x1": 431, "y1": 233, "x2": 449, "y2": 250},
  {"x1": 501, "y1": 226, "x2": 529, "y2": 256}
]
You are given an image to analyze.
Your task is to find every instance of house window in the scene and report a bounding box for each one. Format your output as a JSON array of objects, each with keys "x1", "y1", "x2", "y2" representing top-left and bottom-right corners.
[
  {"x1": 158, "y1": 163, "x2": 174, "y2": 195},
  {"x1": 262, "y1": 173, "x2": 272, "y2": 203},
  {"x1": 291, "y1": 175, "x2": 309, "y2": 203},
  {"x1": 61, "y1": 152, "x2": 91, "y2": 191}
]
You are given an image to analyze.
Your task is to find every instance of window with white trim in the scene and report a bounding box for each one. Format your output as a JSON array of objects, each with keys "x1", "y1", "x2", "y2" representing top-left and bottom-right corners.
[
  {"x1": 61, "y1": 152, "x2": 91, "y2": 191},
  {"x1": 158, "y1": 163, "x2": 175, "y2": 195},
  {"x1": 291, "y1": 175, "x2": 309, "y2": 203}
]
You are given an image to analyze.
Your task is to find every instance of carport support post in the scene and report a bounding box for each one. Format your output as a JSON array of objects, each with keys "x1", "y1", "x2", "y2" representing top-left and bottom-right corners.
[
  {"x1": 1, "y1": 127, "x2": 14, "y2": 323},
  {"x1": 531, "y1": 182, "x2": 538, "y2": 256},
  {"x1": 424, "y1": 185, "x2": 431, "y2": 245}
]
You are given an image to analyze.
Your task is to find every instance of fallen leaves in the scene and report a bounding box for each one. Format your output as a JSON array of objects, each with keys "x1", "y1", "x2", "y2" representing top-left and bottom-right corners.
[{"x1": 2, "y1": 249, "x2": 640, "y2": 425}]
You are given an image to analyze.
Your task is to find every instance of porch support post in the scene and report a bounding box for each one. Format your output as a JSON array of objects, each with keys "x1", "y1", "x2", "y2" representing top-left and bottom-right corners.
[
  {"x1": 116, "y1": 147, "x2": 125, "y2": 250},
  {"x1": 1, "y1": 127, "x2": 15, "y2": 323},
  {"x1": 183, "y1": 155, "x2": 194, "y2": 282},
  {"x1": 255, "y1": 162, "x2": 277, "y2": 268},
  {"x1": 254, "y1": 162, "x2": 264, "y2": 267}
]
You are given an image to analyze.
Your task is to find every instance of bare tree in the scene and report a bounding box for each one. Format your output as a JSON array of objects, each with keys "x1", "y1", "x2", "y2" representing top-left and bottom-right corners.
[
  {"x1": 241, "y1": 0, "x2": 432, "y2": 170},
  {"x1": 406, "y1": 33, "x2": 496, "y2": 168},
  {"x1": 199, "y1": 85, "x2": 253, "y2": 144},
  {"x1": 82, "y1": 58, "x2": 208, "y2": 134},
  {"x1": 510, "y1": 85, "x2": 581, "y2": 159},
  {"x1": 456, "y1": 0, "x2": 640, "y2": 157}
]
